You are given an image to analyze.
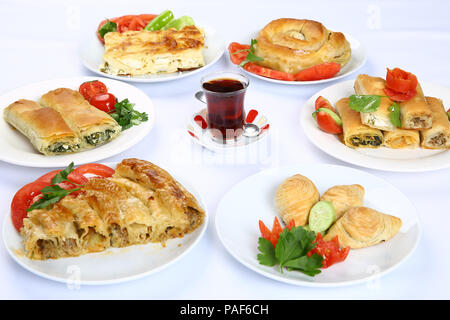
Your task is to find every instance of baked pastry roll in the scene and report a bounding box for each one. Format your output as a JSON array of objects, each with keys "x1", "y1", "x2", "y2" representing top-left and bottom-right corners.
[
  {"x1": 354, "y1": 74, "x2": 396, "y2": 131},
  {"x1": 40, "y1": 88, "x2": 121, "y2": 149},
  {"x1": 275, "y1": 174, "x2": 319, "y2": 226},
  {"x1": 323, "y1": 207, "x2": 402, "y2": 249},
  {"x1": 3, "y1": 99, "x2": 81, "y2": 155},
  {"x1": 320, "y1": 184, "x2": 364, "y2": 220},
  {"x1": 254, "y1": 19, "x2": 351, "y2": 74},
  {"x1": 420, "y1": 97, "x2": 450, "y2": 149},
  {"x1": 382, "y1": 128, "x2": 420, "y2": 149},
  {"x1": 335, "y1": 98, "x2": 383, "y2": 148},
  {"x1": 102, "y1": 26, "x2": 205, "y2": 76},
  {"x1": 20, "y1": 158, "x2": 205, "y2": 260},
  {"x1": 400, "y1": 84, "x2": 432, "y2": 129}
]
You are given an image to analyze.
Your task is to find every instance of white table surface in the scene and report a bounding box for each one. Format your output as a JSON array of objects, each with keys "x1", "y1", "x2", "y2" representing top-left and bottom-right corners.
[{"x1": 0, "y1": 0, "x2": 449, "y2": 299}]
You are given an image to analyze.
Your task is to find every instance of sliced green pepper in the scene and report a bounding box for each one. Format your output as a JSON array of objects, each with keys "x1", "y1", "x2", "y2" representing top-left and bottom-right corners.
[
  {"x1": 161, "y1": 16, "x2": 195, "y2": 30},
  {"x1": 144, "y1": 10, "x2": 174, "y2": 31}
]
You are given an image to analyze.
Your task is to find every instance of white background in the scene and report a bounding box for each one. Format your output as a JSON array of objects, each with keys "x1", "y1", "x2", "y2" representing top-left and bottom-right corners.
[{"x1": 0, "y1": 0, "x2": 449, "y2": 299}]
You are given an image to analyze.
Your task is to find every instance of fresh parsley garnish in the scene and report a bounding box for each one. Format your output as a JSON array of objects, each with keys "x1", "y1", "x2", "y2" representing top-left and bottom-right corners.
[
  {"x1": 257, "y1": 226, "x2": 323, "y2": 277},
  {"x1": 27, "y1": 162, "x2": 81, "y2": 212},
  {"x1": 234, "y1": 39, "x2": 264, "y2": 67},
  {"x1": 348, "y1": 95, "x2": 382, "y2": 113},
  {"x1": 98, "y1": 20, "x2": 117, "y2": 38},
  {"x1": 109, "y1": 98, "x2": 148, "y2": 131},
  {"x1": 389, "y1": 102, "x2": 402, "y2": 127}
]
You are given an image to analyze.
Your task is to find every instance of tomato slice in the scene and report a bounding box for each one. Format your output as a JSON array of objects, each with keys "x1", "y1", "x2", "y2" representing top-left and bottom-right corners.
[
  {"x1": 79, "y1": 80, "x2": 108, "y2": 101},
  {"x1": 385, "y1": 68, "x2": 418, "y2": 94},
  {"x1": 11, "y1": 181, "x2": 49, "y2": 232},
  {"x1": 228, "y1": 42, "x2": 250, "y2": 65},
  {"x1": 315, "y1": 96, "x2": 334, "y2": 111},
  {"x1": 35, "y1": 170, "x2": 88, "y2": 186},
  {"x1": 89, "y1": 93, "x2": 117, "y2": 113},
  {"x1": 383, "y1": 87, "x2": 416, "y2": 102},
  {"x1": 307, "y1": 233, "x2": 350, "y2": 268},
  {"x1": 294, "y1": 62, "x2": 341, "y2": 81},
  {"x1": 315, "y1": 110, "x2": 343, "y2": 134},
  {"x1": 258, "y1": 217, "x2": 296, "y2": 247},
  {"x1": 244, "y1": 62, "x2": 295, "y2": 81},
  {"x1": 97, "y1": 14, "x2": 157, "y2": 43},
  {"x1": 73, "y1": 163, "x2": 115, "y2": 178}
]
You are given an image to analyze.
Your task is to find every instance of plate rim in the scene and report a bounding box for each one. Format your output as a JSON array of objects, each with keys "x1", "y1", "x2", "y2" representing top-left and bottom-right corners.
[
  {"x1": 2, "y1": 161, "x2": 209, "y2": 285},
  {"x1": 0, "y1": 76, "x2": 156, "y2": 168},
  {"x1": 214, "y1": 163, "x2": 422, "y2": 287},
  {"x1": 228, "y1": 33, "x2": 367, "y2": 85},
  {"x1": 300, "y1": 79, "x2": 450, "y2": 172},
  {"x1": 79, "y1": 24, "x2": 225, "y2": 83}
]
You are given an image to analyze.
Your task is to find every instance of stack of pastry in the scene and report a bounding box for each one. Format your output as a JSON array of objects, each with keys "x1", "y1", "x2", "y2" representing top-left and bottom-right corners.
[
  {"x1": 336, "y1": 74, "x2": 450, "y2": 150},
  {"x1": 275, "y1": 174, "x2": 402, "y2": 249}
]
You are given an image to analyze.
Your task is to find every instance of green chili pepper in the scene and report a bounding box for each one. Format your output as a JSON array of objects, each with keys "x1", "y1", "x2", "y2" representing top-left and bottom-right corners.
[
  {"x1": 161, "y1": 16, "x2": 195, "y2": 30},
  {"x1": 144, "y1": 10, "x2": 174, "y2": 31}
]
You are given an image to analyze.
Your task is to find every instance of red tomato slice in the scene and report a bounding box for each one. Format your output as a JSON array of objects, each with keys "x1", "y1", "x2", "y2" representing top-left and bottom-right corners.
[
  {"x1": 79, "y1": 80, "x2": 108, "y2": 101},
  {"x1": 73, "y1": 163, "x2": 115, "y2": 178},
  {"x1": 315, "y1": 110, "x2": 343, "y2": 134},
  {"x1": 315, "y1": 96, "x2": 334, "y2": 111},
  {"x1": 11, "y1": 181, "x2": 49, "y2": 232},
  {"x1": 244, "y1": 62, "x2": 295, "y2": 81},
  {"x1": 228, "y1": 42, "x2": 250, "y2": 65},
  {"x1": 385, "y1": 68, "x2": 418, "y2": 94},
  {"x1": 258, "y1": 217, "x2": 296, "y2": 247},
  {"x1": 89, "y1": 93, "x2": 117, "y2": 113},
  {"x1": 97, "y1": 14, "x2": 157, "y2": 44},
  {"x1": 35, "y1": 170, "x2": 88, "y2": 186},
  {"x1": 383, "y1": 87, "x2": 416, "y2": 102},
  {"x1": 294, "y1": 62, "x2": 341, "y2": 81},
  {"x1": 307, "y1": 233, "x2": 350, "y2": 268}
]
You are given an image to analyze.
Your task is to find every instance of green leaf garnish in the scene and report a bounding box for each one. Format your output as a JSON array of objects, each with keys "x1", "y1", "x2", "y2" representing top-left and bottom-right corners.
[
  {"x1": 98, "y1": 20, "x2": 117, "y2": 38},
  {"x1": 348, "y1": 95, "x2": 382, "y2": 113},
  {"x1": 239, "y1": 39, "x2": 264, "y2": 67},
  {"x1": 389, "y1": 102, "x2": 402, "y2": 127},
  {"x1": 109, "y1": 99, "x2": 148, "y2": 131},
  {"x1": 257, "y1": 237, "x2": 278, "y2": 266}
]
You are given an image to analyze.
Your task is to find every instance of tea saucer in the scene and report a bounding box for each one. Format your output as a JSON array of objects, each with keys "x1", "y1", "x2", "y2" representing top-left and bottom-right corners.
[{"x1": 187, "y1": 108, "x2": 270, "y2": 152}]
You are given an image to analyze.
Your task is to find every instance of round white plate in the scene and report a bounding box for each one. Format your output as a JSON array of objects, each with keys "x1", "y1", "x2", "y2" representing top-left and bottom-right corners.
[
  {"x1": 229, "y1": 32, "x2": 366, "y2": 85},
  {"x1": 300, "y1": 80, "x2": 450, "y2": 172},
  {"x1": 3, "y1": 162, "x2": 208, "y2": 285},
  {"x1": 0, "y1": 76, "x2": 155, "y2": 168},
  {"x1": 215, "y1": 164, "x2": 420, "y2": 287},
  {"x1": 80, "y1": 25, "x2": 225, "y2": 83}
]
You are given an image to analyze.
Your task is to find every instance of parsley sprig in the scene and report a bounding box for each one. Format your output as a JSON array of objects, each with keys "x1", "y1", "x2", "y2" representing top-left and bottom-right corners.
[
  {"x1": 27, "y1": 162, "x2": 82, "y2": 212},
  {"x1": 109, "y1": 98, "x2": 148, "y2": 131},
  {"x1": 257, "y1": 226, "x2": 323, "y2": 277},
  {"x1": 349, "y1": 94, "x2": 402, "y2": 127},
  {"x1": 232, "y1": 39, "x2": 264, "y2": 67}
]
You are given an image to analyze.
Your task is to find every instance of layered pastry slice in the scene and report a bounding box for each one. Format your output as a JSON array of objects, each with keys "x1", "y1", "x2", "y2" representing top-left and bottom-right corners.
[
  {"x1": 335, "y1": 97, "x2": 383, "y2": 148},
  {"x1": 3, "y1": 99, "x2": 81, "y2": 155},
  {"x1": 40, "y1": 88, "x2": 121, "y2": 149},
  {"x1": 420, "y1": 97, "x2": 450, "y2": 149},
  {"x1": 101, "y1": 25, "x2": 205, "y2": 76},
  {"x1": 382, "y1": 128, "x2": 420, "y2": 149},
  {"x1": 20, "y1": 158, "x2": 205, "y2": 260},
  {"x1": 400, "y1": 84, "x2": 432, "y2": 129}
]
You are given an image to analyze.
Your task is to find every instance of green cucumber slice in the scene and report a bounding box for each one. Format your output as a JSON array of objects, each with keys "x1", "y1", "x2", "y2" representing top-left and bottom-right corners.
[
  {"x1": 312, "y1": 108, "x2": 342, "y2": 126},
  {"x1": 308, "y1": 201, "x2": 335, "y2": 233}
]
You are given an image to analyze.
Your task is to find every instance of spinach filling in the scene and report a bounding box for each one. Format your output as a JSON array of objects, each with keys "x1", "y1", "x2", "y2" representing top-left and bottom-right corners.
[
  {"x1": 85, "y1": 129, "x2": 116, "y2": 146},
  {"x1": 351, "y1": 135, "x2": 382, "y2": 147},
  {"x1": 49, "y1": 143, "x2": 80, "y2": 153}
]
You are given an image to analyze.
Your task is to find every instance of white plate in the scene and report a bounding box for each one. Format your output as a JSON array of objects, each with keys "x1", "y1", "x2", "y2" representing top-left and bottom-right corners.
[
  {"x1": 300, "y1": 80, "x2": 450, "y2": 172},
  {"x1": 215, "y1": 164, "x2": 420, "y2": 287},
  {"x1": 80, "y1": 25, "x2": 225, "y2": 83},
  {"x1": 229, "y1": 33, "x2": 366, "y2": 85},
  {"x1": 2, "y1": 162, "x2": 208, "y2": 285},
  {"x1": 0, "y1": 76, "x2": 155, "y2": 168}
]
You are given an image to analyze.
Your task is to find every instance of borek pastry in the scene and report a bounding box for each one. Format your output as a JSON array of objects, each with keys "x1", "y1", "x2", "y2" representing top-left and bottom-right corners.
[
  {"x1": 382, "y1": 128, "x2": 420, "y2": 149},
  {"x1": 320, "y1": 184, "x2": 364, "y2": 220},
  {"x1": 275, "y1": 174, "x2": 320, "y2": 226},
  {"x1": 400, "y1": 84, "x2": 432, "y2": 129},
  {"x1": 420, "y1": 97, "x2": 450, "y2": 149}
]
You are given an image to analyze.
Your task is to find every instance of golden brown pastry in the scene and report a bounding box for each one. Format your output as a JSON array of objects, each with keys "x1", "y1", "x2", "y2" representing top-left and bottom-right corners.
[
  {"x1": 254, "y1": 18, "x2": 351, "y2": 74},
  {"x1": 20, "y1": 158, "x2": 205, "y2": 260},
  {"x1": 383, "y1": 128, "x2": 420, "y2": 149},
  {"x1": 3, "y1": 99, "x2": 81, "y2": 155},
  {"x1": 400, "y1": 83, "x2": 432, "y2": 129},
  {"x1": 275, "y1": 174, "x2": 319, "y2": 226},
  {"x1": 323, "y1": 207, "x2": 402, "y2": 249},
  {"x1": 335, "y1": 98, "x2": 384, "y2": 148},
  {"x1": 320, "y1": 184, "x2": 364, "y2": 220},
  {"x1": 420, "y1": 97, "x2": 450, "y2": 149},
  {"x1": 40, "y1": 88, "x2": 121, "y2": 149}
]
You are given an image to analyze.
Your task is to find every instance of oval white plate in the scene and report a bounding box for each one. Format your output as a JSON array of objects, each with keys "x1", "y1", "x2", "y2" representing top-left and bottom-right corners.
[
  {"x1": 215, "y1": 164, "x2": 420, "y2": 287},
  {"x1": 80, "y1": 25, "x2": 225, "y2": 83},
  {"x1": 0, "y1": 76, "x2": 155, "y2": 168},
  {"x1": 3, "y1": 162, "x2": 208, "y2": 285},
  {"x1": 300, "y1": 80, "x2": 450, "y2": 172},
  {"x1": 229, "y1": 32, "x2": 366, "y2": 85}
]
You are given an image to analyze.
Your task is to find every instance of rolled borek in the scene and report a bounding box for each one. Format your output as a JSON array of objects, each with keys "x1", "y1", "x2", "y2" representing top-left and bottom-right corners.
[{"x1": 420, "y1": 97, "x2": 450, "y2": 149}]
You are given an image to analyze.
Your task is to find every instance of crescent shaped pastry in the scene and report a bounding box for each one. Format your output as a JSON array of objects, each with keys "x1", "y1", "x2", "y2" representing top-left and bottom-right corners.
[
  {"x1": 275, "y1": 174, "x2": 320, "y2": 226},
  {"x1": 254, "y1": 18, "x2": 351, "y2": 74},
  {"x1": 323, "y1": 207, "x2": 402, "y2": 249},
  {"x1": 320, "y1": 184, "x2": 364, "y2": 220}
]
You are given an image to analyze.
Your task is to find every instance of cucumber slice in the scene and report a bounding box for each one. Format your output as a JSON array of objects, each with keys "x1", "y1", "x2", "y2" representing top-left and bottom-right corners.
[{"x1": 308, "y1": 201, "x2": 335, "y2": 233}]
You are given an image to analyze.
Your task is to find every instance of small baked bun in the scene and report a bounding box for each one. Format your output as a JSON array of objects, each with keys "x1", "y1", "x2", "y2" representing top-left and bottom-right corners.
[{"x1": 254, "y1": 18, "x2": 351, "y2": 74}]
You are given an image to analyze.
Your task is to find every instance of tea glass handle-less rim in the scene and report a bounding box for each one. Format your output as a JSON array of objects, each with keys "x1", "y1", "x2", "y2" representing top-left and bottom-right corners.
[{"x1": 195, "y1": 91, "x2": 207, "y2": 104}]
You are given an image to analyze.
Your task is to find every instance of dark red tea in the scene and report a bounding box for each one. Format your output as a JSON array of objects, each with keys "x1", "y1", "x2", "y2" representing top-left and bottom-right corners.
[{"x1": 203, "y1": 78, "x2": 246, "y2": 140}]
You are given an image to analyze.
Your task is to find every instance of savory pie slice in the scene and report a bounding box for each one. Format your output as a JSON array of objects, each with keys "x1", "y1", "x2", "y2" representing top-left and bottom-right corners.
[
  {"x1": 20, "y1": 158, "x2": 205, "y2": 260},
  {"x1": 101, "y1": 25, "x2": 205, "y2": 76}
]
